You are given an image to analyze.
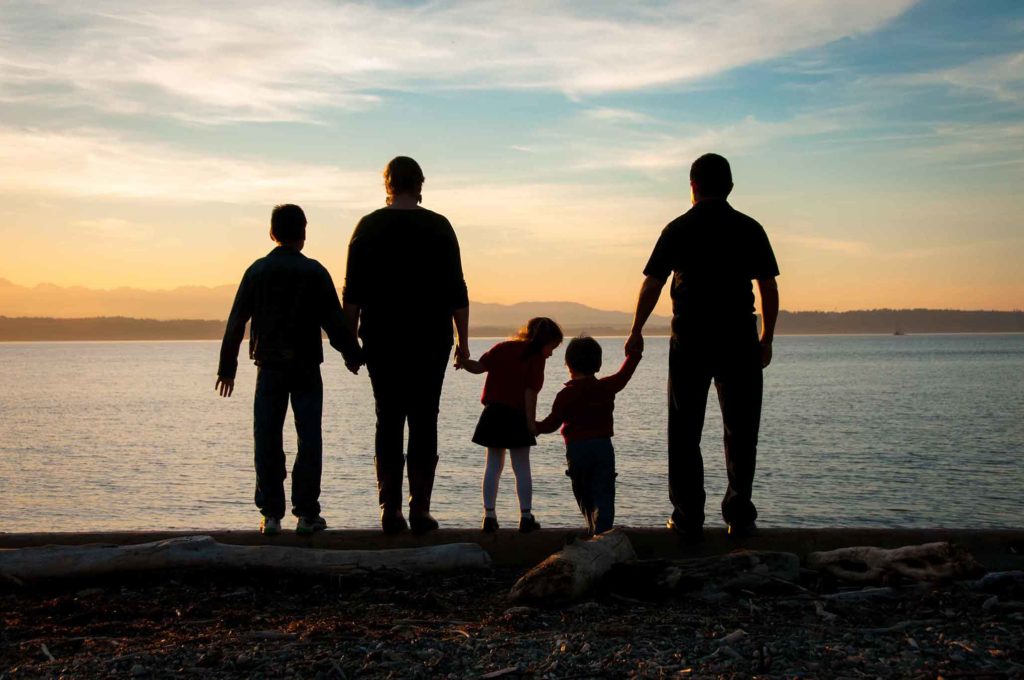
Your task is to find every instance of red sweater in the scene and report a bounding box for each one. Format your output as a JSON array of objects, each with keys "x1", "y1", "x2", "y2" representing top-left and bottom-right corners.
[
  {"x1": 479, "y1": 340, "x2": 546, "y2": 411},
  {"x1": 537, "y1": 353, "x2": 641, "y2": 444}
]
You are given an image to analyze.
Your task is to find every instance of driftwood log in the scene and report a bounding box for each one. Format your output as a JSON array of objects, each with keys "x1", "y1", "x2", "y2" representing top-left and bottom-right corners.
[
  {"x1": 0, "y1": 535, "x2": 491, "y2": 583},
  {"x1": 806, "y1": 542, "x2": 984, "y2": 585},
  {"x1": 608, "y1": 551, "x2": 802, "y2": 600},
  {"x1": 509, "y1": 530, "x2": 636, "y2": 604}
]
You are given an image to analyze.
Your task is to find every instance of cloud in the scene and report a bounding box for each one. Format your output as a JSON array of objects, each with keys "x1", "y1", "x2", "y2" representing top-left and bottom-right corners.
[
  {"x1": 582, "y1": 107, "x2": 654, "y2": 124},
  {"x1": 775, "y1": 232, "x2": 870, "y2": 256},
  {"x1": 0, "y1": 0, "x2": 915, "y2": 123},
  {"x1": 901, "y1": 51, "x2": 1024, "y2": 103}
]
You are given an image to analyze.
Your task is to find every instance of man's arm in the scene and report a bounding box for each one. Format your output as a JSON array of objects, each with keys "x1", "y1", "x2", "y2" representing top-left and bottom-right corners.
[
  {"x1": 756, "y1": 277, "x2": 779, "y2": 368},
  {"x1": 625, "y1": 275, "x2": 666, "y2": 355},
  {"x1": 216, "y1": 271, "x2": 254, "y2": 398},
  {"x1": 453, "y1": 306, "x2": 470, "y2": 362}
]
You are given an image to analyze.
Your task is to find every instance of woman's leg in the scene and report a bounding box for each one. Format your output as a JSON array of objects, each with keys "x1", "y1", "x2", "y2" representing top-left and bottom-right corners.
[
  {"x1": 508, "y1": 446, "x2": 534, "y2": 515},
  {"x1": 482, "y1": 447, "x2": 506, "y2": 516}
]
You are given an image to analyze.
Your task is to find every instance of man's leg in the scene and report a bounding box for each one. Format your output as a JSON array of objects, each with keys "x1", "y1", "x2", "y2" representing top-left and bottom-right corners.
[
  {"x1": 590, "y1": 440, "x2": 617, "y2": 534},
  {"x1": 406, "y1": 347, "x2": 449, "y2": 517},
  {"x1": 715, "y1": 355, "x2": 763, "y2": 527},
  {"x1": 253, "y1": 366, "x2": 290, "y2": 520},
  {"x1": 289, "y1": 365, "x2": 324, "y2": 520},
  {"x1": 668, "y1": 341, "x2": 713, "y2": 530},
  {"x1": 366, "y1": 356, "x2": 406, "y2": 516}
]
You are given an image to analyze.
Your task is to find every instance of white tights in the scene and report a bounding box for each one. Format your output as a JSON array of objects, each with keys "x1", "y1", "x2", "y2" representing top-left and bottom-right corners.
[{"x1": 482, "y1": 447, "x2": 533, "y2": 516}]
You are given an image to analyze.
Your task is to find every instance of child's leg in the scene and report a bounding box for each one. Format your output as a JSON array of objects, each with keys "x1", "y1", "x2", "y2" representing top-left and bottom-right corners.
[
  {"x1": 482, "y1": 448, "x2": 506, "y2": 516},
  {"x1": 591, "y1": 440, "x2": 617, "y2": 534},
  {"x1": 508, "y1": 447, "x2": 533, "y2": 516}
]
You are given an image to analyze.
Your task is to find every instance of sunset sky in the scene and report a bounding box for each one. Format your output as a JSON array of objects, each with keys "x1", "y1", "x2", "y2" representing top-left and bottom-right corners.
[{"x1": 1, "y1": 0, "x2": 1022, "y2": 315}]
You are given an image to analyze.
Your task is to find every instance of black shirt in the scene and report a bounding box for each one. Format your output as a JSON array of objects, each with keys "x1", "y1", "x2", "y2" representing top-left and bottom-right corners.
[
  {"x1": 342, "y1": 208, "x2": 469, "y2": 348},
  {"x1": 218, "y1": 246, "x2": 358, "y2": 380},
  {"x1": 643, "y1": 199, "x2": 779, "y2": 335}
]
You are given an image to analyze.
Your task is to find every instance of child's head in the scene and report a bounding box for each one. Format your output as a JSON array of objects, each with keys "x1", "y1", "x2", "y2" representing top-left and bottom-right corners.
[
  {"x1": 270, "y1": 204, "x2": 307, "y2": 247},
  {"x1": 565, "y1": 335, "x2": 602, "y2": 376},
  {"x1": 515, "y1": 317, "x2": 564, "y2": 359}
]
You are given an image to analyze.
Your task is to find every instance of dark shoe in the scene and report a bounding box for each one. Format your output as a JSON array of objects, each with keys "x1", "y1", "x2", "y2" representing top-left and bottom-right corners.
[
  {"x1": 410, "y1": 513, "x2": 440, "y2": 535},
  {"x1": 260, "y1": 516, "x2": 281, "y2": 536},
  {"x1": 667, "y1": 517, "x2": 704, "y2": 543},
  {"x1": 727, "y1": 521, "x2": 757, "y2": 539},
  {"x1": 296, "y1": 515, "x2": 327, "y2": 535},
  {"x1": 381, "y1": 510, "x2": 409, "y2": 535},
  {"x1": 481, "y1": 516, "x2": 499, "y2": 533},
  {"x1": 518, "y1": 515, "x2": 541, "y2": 534}
]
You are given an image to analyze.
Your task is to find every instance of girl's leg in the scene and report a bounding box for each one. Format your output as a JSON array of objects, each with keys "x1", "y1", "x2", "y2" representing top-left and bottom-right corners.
[
  {"x1": 508, "y1": 446, "x2": 534, "y2": 516},
  {"x1": 482, "y1": 448, "x2": 506, "y2": 517}
]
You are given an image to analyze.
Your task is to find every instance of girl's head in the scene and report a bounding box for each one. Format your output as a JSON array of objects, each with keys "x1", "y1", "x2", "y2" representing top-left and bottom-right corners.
[
  {"x1": 384, "y1": 156, "x2": 425, "y2": 205},
  {"x1": 515, "y1": 317, "x2": 564, "y2": 359}
]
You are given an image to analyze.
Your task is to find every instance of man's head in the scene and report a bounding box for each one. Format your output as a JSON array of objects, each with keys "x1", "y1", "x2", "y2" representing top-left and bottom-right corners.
[
  {"x1": 565, "y1": 335, "x2": 602, "y2": 376},
  {"x1": 384, "y1": 156, "x2": 425, "y2": 205},
  {"x1": 270, "y1": 204, "x2": 306, "y2": 248},
  {"x1": 689, "y1": 153, "x2": 733, "y2": 202}
]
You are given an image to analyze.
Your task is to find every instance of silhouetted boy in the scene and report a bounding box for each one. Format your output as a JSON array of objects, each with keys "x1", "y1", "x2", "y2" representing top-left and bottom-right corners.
[
  {"x1": 216, "y1": 204, "x2": 361, "y2": 535},
  {"x1": 536, "y1": 336, "x2": 641, "y2": 535}
]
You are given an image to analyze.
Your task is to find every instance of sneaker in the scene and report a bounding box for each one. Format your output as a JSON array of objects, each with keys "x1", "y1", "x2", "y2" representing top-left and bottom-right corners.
[
  {"x1": 381, "y1": 510, "x2": 409, "y2": 535},
  {"x1": 518, "y1": 515, "x2": 541, "y2": 534},
  {"x1": 667, "y1": 517, "x2": 703, "y2": 543},
  {"x1": 726, "y1": 521, "x2": 757, "y2": 539},
  {"x1": 296, "y1": 515, "x2": 327, "y2": 535},
  {"x1": 260, "y1": 516, "x2": 281, "y2": 536},
  {"x1": 409, "y1": 513, "x2": 440, "y2": 535},
  {"x1": 481, "y1": 516, "x2": 499, "y2": 533}
]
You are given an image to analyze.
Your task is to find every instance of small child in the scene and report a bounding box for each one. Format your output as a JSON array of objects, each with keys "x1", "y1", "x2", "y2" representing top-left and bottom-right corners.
[
  {"x1": 456, "y1": 317, "x2": 564, "y2": 533},
  {"x1": 536, "y1": 336, "x2": 641, "y2": 535}
]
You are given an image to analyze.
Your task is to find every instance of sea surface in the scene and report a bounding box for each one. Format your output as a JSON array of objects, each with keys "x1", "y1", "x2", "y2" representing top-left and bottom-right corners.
[{"x1": 1, "y1": 335, "x2": 1022, "y2": 532}]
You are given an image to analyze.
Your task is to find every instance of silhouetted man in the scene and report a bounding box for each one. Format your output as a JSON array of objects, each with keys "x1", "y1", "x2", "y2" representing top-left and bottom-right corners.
[
  {"x1": 626, "y1": 154, "x2": 779, "y2": 539},
  {"x1": 217, "y1": 204, "x2": 361, "y2": 536}
]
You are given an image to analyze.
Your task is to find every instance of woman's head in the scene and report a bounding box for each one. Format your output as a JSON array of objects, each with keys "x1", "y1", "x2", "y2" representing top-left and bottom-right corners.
[
  {"x1": 384, "y1": 156, "x2": 425, "y2": 205},
  {"x1": 515, "y1": 317, "x2": 564, "y2": 359}
]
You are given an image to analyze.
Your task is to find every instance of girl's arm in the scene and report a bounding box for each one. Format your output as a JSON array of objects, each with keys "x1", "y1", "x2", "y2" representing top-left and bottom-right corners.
[
  {"x1": 525, "y1": 388, "x2": 539, "y2": 435},
  {"x1": 456, "y1": 356, "x2": 487, "y2": 374}
]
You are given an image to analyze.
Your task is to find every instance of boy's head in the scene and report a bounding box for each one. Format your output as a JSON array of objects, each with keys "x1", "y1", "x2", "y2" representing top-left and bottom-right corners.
[
  {"x1": 565, "y1": 335, "x2": 602, "y2": 376},
  {"x1": 270, "y1": 204, "x2": 307, "y2": 247}
]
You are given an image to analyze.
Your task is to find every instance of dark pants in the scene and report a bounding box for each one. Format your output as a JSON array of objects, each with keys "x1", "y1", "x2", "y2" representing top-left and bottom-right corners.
[
  {"x1": 566, "y1": 438, "x2": 617, "y2": 535},
  {"x1": 365, "y1": 344, "x2": 451, "y2": 515},
  {"x1": 253, "y1": 363, "x2": 324, "y2": 520},
  {"x1": 668, "y1": 326, "x2": 763, "y2": 528}
]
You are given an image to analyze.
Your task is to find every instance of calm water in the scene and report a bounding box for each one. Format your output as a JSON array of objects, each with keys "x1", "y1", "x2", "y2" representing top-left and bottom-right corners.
[{"x1": 1, "y1": 335, "x2": 1022, "y2": 532}]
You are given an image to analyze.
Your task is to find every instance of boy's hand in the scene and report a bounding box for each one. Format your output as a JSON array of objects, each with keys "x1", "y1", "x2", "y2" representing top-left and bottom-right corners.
[{"x1": 215, "y1": 377, "x2": 234, "y2": 398}]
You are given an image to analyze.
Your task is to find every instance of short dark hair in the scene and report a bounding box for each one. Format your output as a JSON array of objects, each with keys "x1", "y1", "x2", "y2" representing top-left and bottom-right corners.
[
  {"x1": 270, "y1": 204, "x2": 306, "y2": 243},
  {"x1": 384, "y1": 156, "x2": 425, "y2": 205},
  {"x1": 690, "y1": 153, "x2": 733, "y2": 198},
  {"x1": 565, "y1": 335, "x2": 602, "y2": 375}
]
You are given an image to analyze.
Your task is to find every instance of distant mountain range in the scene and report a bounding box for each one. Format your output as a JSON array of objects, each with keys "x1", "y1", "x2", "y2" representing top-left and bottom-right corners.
[{"x1": 0, "y1": 279, "x2": 1021, "y2": 340}]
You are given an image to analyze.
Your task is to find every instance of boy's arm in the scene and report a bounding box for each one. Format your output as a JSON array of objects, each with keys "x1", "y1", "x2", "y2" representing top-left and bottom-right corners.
[
  {"x1": 319, "y1": 267, "x2": 363, "y2": 373},
  {"x1": 601, "y1": 352, "x2": 643, "y2": 393},
  {"x1": 216, "y1": 270, "x2": 254, "y2": 398},
  {"x1": 535, "y1": 392, "x2": 565, "y2": 435}
]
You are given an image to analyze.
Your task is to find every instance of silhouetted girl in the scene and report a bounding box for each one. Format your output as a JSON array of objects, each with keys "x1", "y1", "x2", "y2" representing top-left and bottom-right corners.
[{"x1": 456, "y1": 317, "x2": 563, "y2": 533}]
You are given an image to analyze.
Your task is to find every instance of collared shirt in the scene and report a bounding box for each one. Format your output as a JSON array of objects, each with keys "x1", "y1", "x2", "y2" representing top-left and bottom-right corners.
[
  {"x1": 217, "y1": 246, "x2": 359, "y2": 380},
  {"x1": 342, "y1": 207, "x2": 469, "y2": 349},
  {"x1": 643, "y1": 199, "x2": 779, "y2": 336},
  {"x1": 478, "y1": 340, "x2": 546, "y2": 411},
  {"x1": 537, "y1": 353, "x2": 641, "y2": 444}
]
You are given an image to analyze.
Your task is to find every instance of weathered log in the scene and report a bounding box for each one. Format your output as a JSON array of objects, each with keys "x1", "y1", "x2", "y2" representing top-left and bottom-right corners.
[
  {"x1": 0, "y1": 535, "x2": 490, "y2": 583},
  {"x1": 607, "y1": 551, "x2": 801, "y2": 600},
  {"x1": 806, "y1": 542, "x2": 984, "y2": 585},
  {"x1": 509, "y1": 530, "x2": 635, "y2": 604}
]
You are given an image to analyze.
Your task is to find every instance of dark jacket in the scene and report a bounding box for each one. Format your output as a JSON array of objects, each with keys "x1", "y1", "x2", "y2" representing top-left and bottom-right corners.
[{"x1": 218, "y1": 246, "x2": 360, "y2": 380}]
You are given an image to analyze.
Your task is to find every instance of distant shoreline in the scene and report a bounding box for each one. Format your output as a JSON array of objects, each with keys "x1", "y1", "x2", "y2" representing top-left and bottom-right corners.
[{"x1": 2, "y1": 309, "x2": 1024, "y2": 341}]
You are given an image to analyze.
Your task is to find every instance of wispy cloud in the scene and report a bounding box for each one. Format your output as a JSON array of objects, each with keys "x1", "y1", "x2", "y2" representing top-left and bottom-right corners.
[
  {"x1": 775, "y1": 232, "x2": 871, "y2": 256},
  {"x1": 900, "y1": 51, "x2": 1024, "y2": 103},
  {"x1": 0, "y1": 1, "x2": 915, "y2": 123}
]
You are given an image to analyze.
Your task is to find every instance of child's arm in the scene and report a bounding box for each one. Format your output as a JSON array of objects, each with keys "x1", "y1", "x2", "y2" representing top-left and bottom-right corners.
[
  {"x1": 216, "y1": 269, "x2": 254, "y2": 398},
  {"x1": 535, "y1": 392, "x2": 566, "y2": 435},
  {"x1": 455, "y1": 355, "x2": 486, "y2": 374},
  {"x1": 601, "y1": 351, "x2": 642, "y2": 393},
  {"x1": 525, "y1": 387, "x2": 539, "y2": 434}
]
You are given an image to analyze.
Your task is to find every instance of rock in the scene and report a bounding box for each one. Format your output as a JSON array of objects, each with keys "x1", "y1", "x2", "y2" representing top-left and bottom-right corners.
[
  {"x1": 608, "y1": 551, "x2": 801, "y2": 600},
  {"x1": 130, "y1": 663, "x2": 147, "y2": 677},
  {"x1": 974, "y1": 571, "x2": 1024, "y2": 599}
]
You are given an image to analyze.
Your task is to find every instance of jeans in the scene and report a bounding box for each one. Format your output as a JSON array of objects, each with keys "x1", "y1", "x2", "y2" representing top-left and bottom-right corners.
[
  {"x1": 365, "y1": 344, "x2": 451, "y2": 515},
  {"x1": 566, "y1": 438, "x2": 617, "y2": 535},
  {"x1": 668, "y1": 326, "x2": 763, "y2": 528},
  {"x1": 253, "y1": 363, "x2": 323, "y2": 520}
]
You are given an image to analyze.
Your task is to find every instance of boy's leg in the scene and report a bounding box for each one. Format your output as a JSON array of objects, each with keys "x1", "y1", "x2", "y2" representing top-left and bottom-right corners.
[
  {"x1": 406, "y1": 346, "x2": 449, "y2": 517},
  {"x1": 566, "y1": 443, "x2": 596, "y2": 534},
  {"x1": 253, "y1": 366, "x2": 290, "y2": 520},
  {"x1": 289, "y1": 365, "x2": 324, "y2": 520},
  {"x1": 668, "y1": 340, "x2": 713, "y2": 531},
  {"x1": 590, "y1": 439, "x2": 617, "y2": 534},
  {"x1": 365, "y1": 354, "x2": 406, "y2": 515},
  {"x1": 508, "y1": 446, "x2": 533, "y2": 515},
  {"x1": 482, "y1": 448, "x2": 505, "y2": 514},
  {"x1": 714, "y1": 349, "x2": 762, "y2": 528}
]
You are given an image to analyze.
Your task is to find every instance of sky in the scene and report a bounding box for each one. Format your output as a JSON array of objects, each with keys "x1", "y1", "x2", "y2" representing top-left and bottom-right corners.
[{"x1": 1, "y1": 0, "x2": 1022, "y2": 314}]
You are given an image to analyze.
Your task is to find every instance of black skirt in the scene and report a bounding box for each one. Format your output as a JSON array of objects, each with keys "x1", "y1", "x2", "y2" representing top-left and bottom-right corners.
[{"x1": 472, "y1": 403, "x2": 537, "y2": 449}]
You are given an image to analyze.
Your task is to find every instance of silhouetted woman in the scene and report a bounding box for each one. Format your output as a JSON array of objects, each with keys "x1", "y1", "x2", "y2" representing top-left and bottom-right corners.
[{"x1": 342, "y1": 157, "x2": 470, "y2": 534}]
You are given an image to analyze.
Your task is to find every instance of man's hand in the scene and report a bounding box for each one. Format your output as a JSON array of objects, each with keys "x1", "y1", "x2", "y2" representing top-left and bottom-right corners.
[
  {"x1": 345, "y1": 360, "x2": 362, "y2": 375},
  {"x1": 624, "y1": 331, "x2": 644, "y2": 356},
  {"x1": 455, "y1": 342, "x2": 470, "y2": 362},
  {"x1": 216, "y1": 377, "x2": 234, "y2": 398},
  {"x1": 760, "y1": 340, "x2": 773, "y2": 369}
]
